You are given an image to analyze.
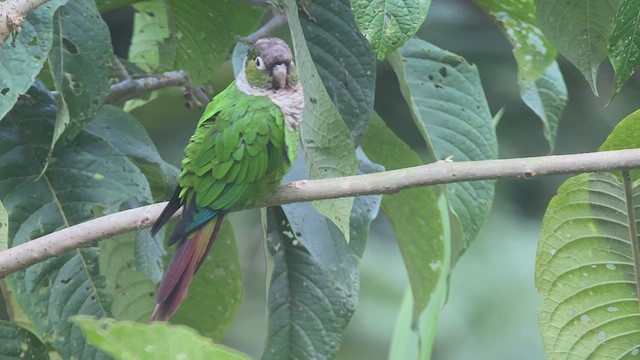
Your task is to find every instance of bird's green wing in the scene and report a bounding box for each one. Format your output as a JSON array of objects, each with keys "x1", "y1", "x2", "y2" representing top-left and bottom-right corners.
[{"x1": 179, "y1": 82, "x2": 296, "y2": 213}]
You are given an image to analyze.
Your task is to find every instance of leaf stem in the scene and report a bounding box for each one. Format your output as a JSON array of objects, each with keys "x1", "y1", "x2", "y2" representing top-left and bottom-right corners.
[{"x1": 3, "y1": 148, "x2": 640, "y2": 277}]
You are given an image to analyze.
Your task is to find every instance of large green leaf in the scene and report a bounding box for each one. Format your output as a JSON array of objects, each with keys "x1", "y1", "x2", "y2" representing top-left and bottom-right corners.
[
  {"x1": 0, "y1": 83, "x2": 154, "y2": 359},
  {"x1": 0, "y1": 321, "x2": 49, "y2": 360},
  {"x1": 86, "y1": 105, "x2": 179, "y2": 202},
  {"x1": 129, "y1": 0, "x2": 175, "y2": 73},
  {"x1": 361, "y1": 113, "x2": 447, "y2": 323},
  {"x1": 285, "y1": 0, "x2": 358, "y2": 241},
  {"x1": 350, "y1": 0, "x2": 431, "y2": 60},
  {"x1": 261, "y1": 152, "x2": 382, "y2": 359},
  {"x1": 300, "y1": 0, "x2": 376, "y2": 144},
  {"x1": 99, "y1": 233, "x2": 156, "y2": 322},
  {"x1": 165, "y1": 0, "x2": 263, "y2": 85},
  {"x1": 48, "y1": 0, "x2": 115, "y2": 152},
  {"x1": 170, "y1": 220, "x2": 242, "y2": 341},
  {"x1": 535, "y1": 0, "x2": 620, "y2": 94},
  {"x1": 609, "y1": 0, "x2": 640, "y2": 95},
  {"x1": 388, "y1": 38, "x2": 497, "y2": 246},
  {"x1": 536, "y1": 172, "x2": 640, "y2": 359},
  {"x1": 74, "y1": 316, "x2": 251, "y2": 360},
  {"x1": 474, "y1": 0, "x2": 557, "y2": 84},
  {"x1": 0, "y1": 0, "x2": 67, "y2": 122},
  {"x1": 388, "y1": 195, "x2": 450, "y2": 360},
  {"x1": 520, "y1": 61, "x2": 568, "y2": 153}
]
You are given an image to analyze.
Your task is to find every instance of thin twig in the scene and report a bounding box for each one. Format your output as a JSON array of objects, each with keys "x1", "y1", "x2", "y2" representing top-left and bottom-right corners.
[
  {"x1": 107, "y1": 71, "x2": 190, "y2": 105},
  {"x1": 2, "y1": 148, "x2": 640, "y2": 277}
]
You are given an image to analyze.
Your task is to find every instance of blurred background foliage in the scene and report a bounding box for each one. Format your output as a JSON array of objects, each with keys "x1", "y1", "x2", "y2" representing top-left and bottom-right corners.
[{"x1": 98, "y1": 1, "x2": 639, "y2": 359}]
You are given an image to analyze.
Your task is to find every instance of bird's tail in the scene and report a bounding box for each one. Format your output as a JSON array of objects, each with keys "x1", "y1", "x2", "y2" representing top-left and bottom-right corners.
[{"x1": 150, "y1": 215, "x2": 224, "y2": 321}]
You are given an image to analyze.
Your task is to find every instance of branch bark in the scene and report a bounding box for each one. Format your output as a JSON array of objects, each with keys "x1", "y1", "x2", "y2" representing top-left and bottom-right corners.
[
  {"x1": 2, "y1": 148, "x2": 640, "y2": 277},
  {"x1": 0, "y1": 0, "x2": 49, "y2": 46}
]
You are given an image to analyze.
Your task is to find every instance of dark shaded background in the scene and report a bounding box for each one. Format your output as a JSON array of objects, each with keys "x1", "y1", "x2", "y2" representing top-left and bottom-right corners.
[{"x1": 101, "y1": 1, "x2": 640, "y2": 359}]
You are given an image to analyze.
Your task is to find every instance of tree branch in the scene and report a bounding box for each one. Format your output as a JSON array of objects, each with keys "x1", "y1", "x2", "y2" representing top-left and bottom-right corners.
[
  {"x1": 2, "y1": 148, "x2": 640, "y2": 277},
  {"x1": 107, "y1": 71, "x2": 191, "y2": 105},
  {"x1": 0, "y1": 0, "x2": 49, "y2": 46}
]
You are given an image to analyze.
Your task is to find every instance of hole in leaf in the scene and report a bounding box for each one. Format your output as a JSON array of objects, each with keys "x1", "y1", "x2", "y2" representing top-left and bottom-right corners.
[
  {"x1": 146, "y1": 11, "x2": 155, "y2": 17},
  {"x1": 1, "y1": 88, "x2": 9, "y2": 95},
  {"x1": 439, "y1": 66, "x2": 448, "y2": 78},
  {"x1": 28, "y1": 37, "x2": 38, "y2": 46},
  {"x1": 62, "y1": 37, "x2": 78, "y2": 54}
]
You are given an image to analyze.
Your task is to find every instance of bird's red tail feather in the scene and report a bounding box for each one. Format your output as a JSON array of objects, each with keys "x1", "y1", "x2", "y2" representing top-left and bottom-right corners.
[{"x1": 150, "y1": 216, "x2": 224, "y2": 321}]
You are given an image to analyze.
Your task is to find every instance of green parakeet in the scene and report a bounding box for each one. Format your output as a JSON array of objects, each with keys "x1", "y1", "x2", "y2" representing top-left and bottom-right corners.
[{"x1": 150, "y1": 37, "x2": 304, "y2": 321}]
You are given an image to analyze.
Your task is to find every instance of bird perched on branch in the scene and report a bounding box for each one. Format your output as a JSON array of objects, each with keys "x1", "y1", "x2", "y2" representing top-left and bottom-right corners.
[{"x1": 150, "y1": 37, "x2": 304, "y2": 321}]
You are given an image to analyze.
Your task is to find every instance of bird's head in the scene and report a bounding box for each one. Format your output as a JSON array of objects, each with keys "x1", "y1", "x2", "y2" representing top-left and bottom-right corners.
[{"x1": 243, "y1": 37, "x2": 299, "y2": 91}]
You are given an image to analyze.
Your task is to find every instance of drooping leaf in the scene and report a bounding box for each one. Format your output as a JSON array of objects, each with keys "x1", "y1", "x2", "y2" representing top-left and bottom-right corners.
[
  {"x1": 0, "y1": 0, "x2": 67, "y2": 122},
  {"x1": 74, "y1": 316, "x2": 251, "y2": 360},
  {"x1": 300, "y1": 0, "x2": 377, "y2": 144},
  {"x1": 98, "y1": 233, "x2": 157, "y2": 322},
  {"x1": 164, "y1": 0, "x2": 263, "y2": 85},
  {"x1": 261, "y1": 152, "x2": 382, "y2": 359},
  {"x1": 608, "y1": 0, "x2": 640, "y2": 96},
  {"x1": 170, "y1": 220, "x2": 242, "y2": 341},
  {"x1": 535, "y1": 0, "x2": 620, "y2": 94},
  {"x1": 129, "y1": 0, "x2": 175, "y2": 73},
  {"x1": 285, "y1": 0, "x2": 358, "y2": 241},
  {"x1": 600, "y1": 109, "x2": 640, "y2": 182},
  {"x1": 388, "y1": 38, "x2": 497, "y2": 246},
  {"x1": 473, "y1": 0, "x2": 557, "y2": 84},
  {"x1": 0, "y1": 83, "x2": 153, "y2": 360},
  {"x1": 48, "y1": 0, "x2": 115, "y2": 151},
  {"x1": 361, "y1": 113, "x2": 449, "y2": 324},
  {"x1": 520, "y1": 61, "x2": 568, "y2": 153},
  {"x1": 389, "y1": 195, "x2": 450, "y2": 360},
  {"x1": 350, "y1": 0, "x2": 432, "y2": 60},
  {"x1": 536, "y1": 172, "x2": 640, "y2": 359},
  {"x1": 0, "y1": 321, "x2": 49, "y2": 360}
]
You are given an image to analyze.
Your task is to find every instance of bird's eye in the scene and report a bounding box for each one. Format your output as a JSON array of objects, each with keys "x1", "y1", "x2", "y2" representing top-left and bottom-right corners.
[{"x1": 254, "y1": 56, "x2": 266, "y2": 70}]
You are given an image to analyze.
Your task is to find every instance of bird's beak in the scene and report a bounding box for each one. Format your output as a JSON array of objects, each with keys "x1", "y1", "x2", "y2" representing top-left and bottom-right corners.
[{"x1": 272, "y1": 63, "x2": 287, "y2": 89}]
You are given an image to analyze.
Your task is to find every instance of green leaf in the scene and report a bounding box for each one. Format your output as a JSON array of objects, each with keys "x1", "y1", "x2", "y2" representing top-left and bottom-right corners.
[
  {"x1": 0, "y1": 83, "x2": 154, "y2": 360},
  {"x1": 0, "y1": 321, "x2": 49, "y2": 360},
  {"x1": 262, "y1": 153, "x2": 382, "y2": 359},
  {"x1": 361, "y1": 113, "x2": 448, "y2": 323},
  {"x1": 86, "y1": 105, "x2": 178, "y2": 280},
  {"x1": 389, "y1": 195, "x2": 450, "y2": 360},
  {"x1": 0, "y1": 201, "x2": 6, "y2": 253},
  {"x1": 536, "y1": 172, "x2": 640, "y2": 359},
  {"x1": 73, "y1": 316, "x2": 251, "y2": 360},
  {"x1": 129, "y1": 0, "x2": 175, "y2": 73},
  {"x1": 285, "y1": 0, "x2": 358, "y2": 241},
  {"x1": 96, "y1": 0, "x2": 146, "y2": 12},
  {"x1": 520, "y1": 61, "x2": 568, "y2": 153},
  {"x1": 474, "y1": 0, "x2": 557, "y2": 84},
  {"x1": 86, "y1": 105, "x2": 179, "y2": 201},
  {"x1": 600, "y1": 109, "x2": 640, "y2": 181},
  {"x1": 608, "y1": 0, "x2": 640, "y2": 95},
  {"x1": 535, "y1": 0, "x2": 620, "y2": 94},
  {"x1": 170, "y1": 220, "x2": 242, "y2": 341},
  {"x1": 99, "y1": 233, "x2": 157, "y2": 322},
  {"x1": 48, "y1": 0, "x2": 115, "y2": 151},
  {"x1": 388, "y1": 38, "x2": 497, "y2": 246},
  {"x1": 0, "y1": 0, "x2": 67, "y2": 122},
  {"x1": 350, "y1": 0, "x2": 432, "y2": 60},
  {"x1": 300, "y1": 0, "x2": 377, "y2": 144},
  {"x1": 165, "y1": 0, "x2": 263, "y2": 85}
]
